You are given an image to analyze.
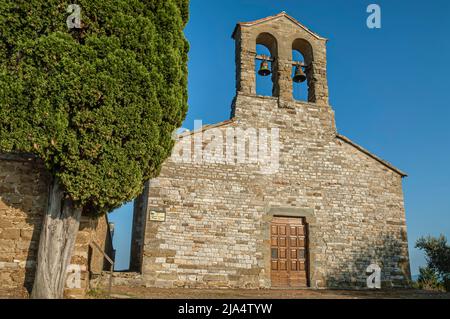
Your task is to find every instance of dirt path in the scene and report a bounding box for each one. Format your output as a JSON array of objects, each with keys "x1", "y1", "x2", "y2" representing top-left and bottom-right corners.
[{"x1": 102, "y1": 286, "x2": 450, "y2": 299}]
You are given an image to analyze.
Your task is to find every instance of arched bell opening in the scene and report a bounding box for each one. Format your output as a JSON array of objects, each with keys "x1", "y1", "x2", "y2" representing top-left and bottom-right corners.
[
  {"x1": 292, "y1": 38, "x2": 315, "y2": 103},
  {"x1": 292, "y1": 50, "x2": 308, "y2": 101},
  {"x1": 255, "y1": 32, "x2": 278, "y2": 97}
]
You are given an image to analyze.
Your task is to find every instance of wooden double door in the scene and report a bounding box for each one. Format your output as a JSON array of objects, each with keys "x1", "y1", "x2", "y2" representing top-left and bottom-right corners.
[{"x1": 270, "y1": 216, "x2": 309, "y2": 288}]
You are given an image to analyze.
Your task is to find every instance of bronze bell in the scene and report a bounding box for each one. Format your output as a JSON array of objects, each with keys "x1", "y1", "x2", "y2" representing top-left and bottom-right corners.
[
  {"x1": 293, "y1": 64, "x2": 307, "y2": 83},
  {"x1": 258, "y1": 60, "x2": 271, "y2": 76}
]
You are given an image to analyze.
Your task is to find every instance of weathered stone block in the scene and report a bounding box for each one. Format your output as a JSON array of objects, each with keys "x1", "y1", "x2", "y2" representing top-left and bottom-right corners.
[{"x1": 0, "y1": 228, "x2": 21, "y2": 240}]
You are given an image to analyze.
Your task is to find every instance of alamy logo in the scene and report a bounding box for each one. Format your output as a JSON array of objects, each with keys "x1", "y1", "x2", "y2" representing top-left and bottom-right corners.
[
  {"x1": 366, "y1": 264, "x2": 381, "y2": 289},
  {"x1": 171, "y1": 120, "x2": 280, "y2": 174},
  {"x1": 66, "y1": 264, "x2": 85, "y2": 289},
  {"x1": 66, "y1": 4, "x2": 82, "y2": 29},
  {"x1": 367, "y1": 4, "x2": 382, "y2": 29}
]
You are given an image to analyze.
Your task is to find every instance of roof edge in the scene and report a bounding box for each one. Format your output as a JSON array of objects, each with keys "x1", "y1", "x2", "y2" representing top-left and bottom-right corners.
[
  {"x1": 177, "y1": 119, "x2": 235, "y2": 139},
  {"x1": 232, "y1": 12, "x2": 327, "y2": 41},
  {"x1": 336, "y1": 134, "x2": 407, "y2": 178}
]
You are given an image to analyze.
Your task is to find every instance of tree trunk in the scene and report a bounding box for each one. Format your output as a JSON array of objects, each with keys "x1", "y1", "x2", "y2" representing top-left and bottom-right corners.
[{"x1": 31, "y1": 178, "x2": 82, "y2": 299}]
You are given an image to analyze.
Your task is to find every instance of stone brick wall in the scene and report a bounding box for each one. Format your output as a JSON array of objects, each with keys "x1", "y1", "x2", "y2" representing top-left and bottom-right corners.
[
  {"x1": 140, "y1": 93, "x2": 410, "y2": 289},
  {"x1": 0, "y1": 154, "x2": 113, "y2": 298},
  {"x1": 66, "y1": 213, "x2": 114, "y2": 298},
  {"x1": 0, "y1": 154, "x2": 50, "y2": 297},
  {"x1": 136, "y1": 13, "x2": 409, "y2": 289}
]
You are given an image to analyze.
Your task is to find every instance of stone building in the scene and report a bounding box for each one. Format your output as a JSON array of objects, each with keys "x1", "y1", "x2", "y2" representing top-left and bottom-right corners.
[
  {"x1": 130, "y1": 12, "x2": 411, "y2": 289},
  {"x1": 0, "y1": 153, "x2": 114, "y2": 298},
  {"x1": 0, "y1": 12, "x2": 411, "y2": 296}
]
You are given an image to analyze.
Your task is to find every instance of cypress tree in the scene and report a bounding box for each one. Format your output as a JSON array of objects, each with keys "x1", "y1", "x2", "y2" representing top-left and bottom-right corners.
[{"x1": 0, "y1": 0, "x2": 189, "y2": 298}]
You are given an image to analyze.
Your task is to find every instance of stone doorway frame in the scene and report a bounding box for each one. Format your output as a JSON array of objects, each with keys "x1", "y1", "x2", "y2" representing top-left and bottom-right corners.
[{"x1": 262, "y1": 206, "x2": 318, "y2": 289}]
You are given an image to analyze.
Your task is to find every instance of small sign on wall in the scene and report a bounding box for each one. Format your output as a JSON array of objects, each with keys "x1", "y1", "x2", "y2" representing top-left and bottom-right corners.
[{"x1": 149, "y1": 210, "x2": 166, "y2": 222}]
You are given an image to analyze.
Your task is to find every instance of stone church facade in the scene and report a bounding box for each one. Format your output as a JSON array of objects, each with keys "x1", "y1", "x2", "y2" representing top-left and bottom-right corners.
[
  {"x1": 131, "y1": 12, "x2": 411, "y2": 289},
  {"x1": 0, "y1": 12, "x2": 411, "y2": 297}
]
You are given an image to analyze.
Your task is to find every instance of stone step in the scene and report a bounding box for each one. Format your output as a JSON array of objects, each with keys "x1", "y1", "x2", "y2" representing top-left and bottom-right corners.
[{"x1": 90, "y1": 271, "x2": 144, "y2": 289}]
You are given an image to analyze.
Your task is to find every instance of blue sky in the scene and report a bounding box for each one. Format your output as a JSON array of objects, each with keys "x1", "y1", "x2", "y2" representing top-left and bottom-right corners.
[{"x1": 109, "y1": 0, "x2": 450, "y2": 276}]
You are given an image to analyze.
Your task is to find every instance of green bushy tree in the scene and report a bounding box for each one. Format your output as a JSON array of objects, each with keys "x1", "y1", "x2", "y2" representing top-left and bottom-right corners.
[
  {"x1": 0, "y1": 0, "x2": 189, "y2": 298},
  {"x1": 415, "y1": 235, "x2": 450, "y2": 292},
  {"x1": 416, "y1": 266, "x2": 444, "y2": 291}
]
